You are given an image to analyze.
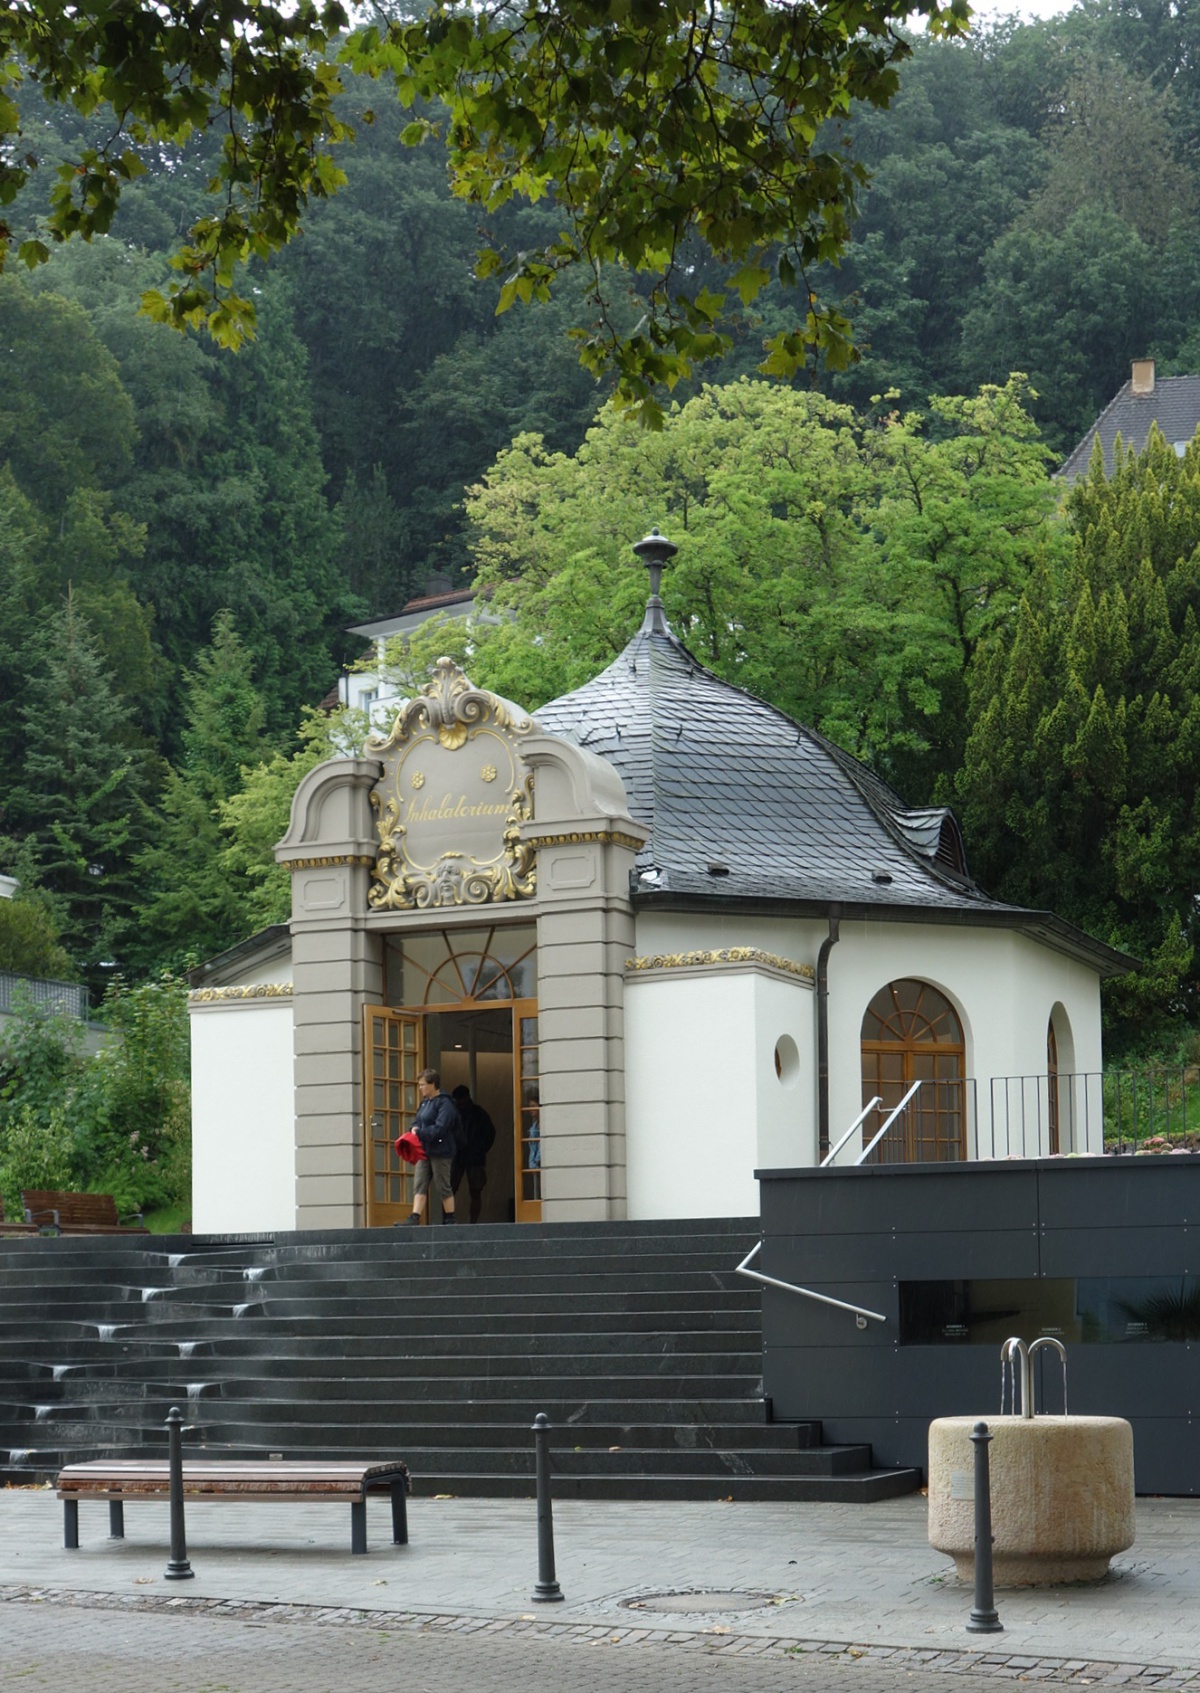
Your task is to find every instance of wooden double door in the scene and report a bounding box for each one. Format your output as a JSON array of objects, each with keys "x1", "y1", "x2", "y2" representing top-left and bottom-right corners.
[{"x1": 363, "y1": 1001, "x2": 541, "y2": 1226}]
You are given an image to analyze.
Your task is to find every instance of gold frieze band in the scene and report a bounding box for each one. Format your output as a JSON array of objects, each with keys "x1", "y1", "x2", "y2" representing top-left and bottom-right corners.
[
  {"x1": 188, "y1": 984, "x2": 294, "y2": 1003},
  {"x1": 525, "y1": 830, "x2": 644, "y2": 851},
  {"x1": 284, "y1": 855, "x2": 376, "y2": 873},
  {"x1": 626, "y1": 948, "x2": 815, "y2": 981}
]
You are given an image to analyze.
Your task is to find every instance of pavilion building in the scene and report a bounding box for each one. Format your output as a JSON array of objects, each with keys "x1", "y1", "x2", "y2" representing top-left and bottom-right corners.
[{"x1": 187, "y1": 532, "x2": 1128, "y2": 1234}]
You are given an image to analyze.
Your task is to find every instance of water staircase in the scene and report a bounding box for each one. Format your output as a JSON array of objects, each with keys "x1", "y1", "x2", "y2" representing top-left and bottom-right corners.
[{"x1": 0, "y1": 1217, "x2": 918, "y2": 1502}]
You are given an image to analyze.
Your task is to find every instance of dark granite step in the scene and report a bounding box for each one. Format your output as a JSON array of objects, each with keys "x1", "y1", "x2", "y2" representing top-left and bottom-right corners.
[{"x1": 0, "y1": 1218, "x2": 915, "y2": 1504}]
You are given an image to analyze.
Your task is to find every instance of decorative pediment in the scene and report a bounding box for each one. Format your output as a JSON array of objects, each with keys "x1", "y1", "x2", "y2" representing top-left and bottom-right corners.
[{"x1": 365, "y1": 659, "x2": 536, "y2": 911}]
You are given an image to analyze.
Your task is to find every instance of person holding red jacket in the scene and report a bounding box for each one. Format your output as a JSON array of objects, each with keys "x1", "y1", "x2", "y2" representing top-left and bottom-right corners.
[{"x1": 402, "y1": 1068, "x2": 462, "y2": 1226}]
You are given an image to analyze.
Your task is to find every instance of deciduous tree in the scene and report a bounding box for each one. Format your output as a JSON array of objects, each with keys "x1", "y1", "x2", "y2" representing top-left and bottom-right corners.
[
  {"x1": 2, "y1": 0, "x2": 968, "y2": 416},
  {"x1": 450, "y1": 375, "x2": 1059, "y2": 797}
]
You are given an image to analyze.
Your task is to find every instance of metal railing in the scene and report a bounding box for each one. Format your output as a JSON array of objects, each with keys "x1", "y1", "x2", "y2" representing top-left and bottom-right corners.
[
  {"x1": 857, "y1": 1080, "x2": 924, "y2": 1163},
  {"x1": 1104, "y1": 1065, "x2": 1200, "y2": 1150},
  {"x1": 828, "y1": 1078, "x2": 979, "y2": 1166},
  {"x1": 985, "y1": 1072, "x2": 1102, "y2": 1158},
  {"x1": 0, "y1": 972, "x2": 89, "y2": 1021},
  {"x1": 821, "y1": 1095, "x2": 882, "y2": 1167},
  {"x1": 990, "y1": 1069, "x2": 1200, "y2": 1157},
  {"x1": 734, "y1": 1241, "x2": 886, "y2": 1328},
  {"x1": 825, "y1": 1068, "x2": 1200, "y2": 1166}
]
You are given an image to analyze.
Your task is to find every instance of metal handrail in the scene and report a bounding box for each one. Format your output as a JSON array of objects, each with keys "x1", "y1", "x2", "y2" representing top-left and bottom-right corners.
[
  {"x1": 855, "y1": 1080, "x2": 922, "y2": 1165},
  {"x1": 734, "y1": 1242, "x2": 886, "y2": 1328},
  {"x1": 821, "y1": 1096, "x2": 883, "y2": 1168}
]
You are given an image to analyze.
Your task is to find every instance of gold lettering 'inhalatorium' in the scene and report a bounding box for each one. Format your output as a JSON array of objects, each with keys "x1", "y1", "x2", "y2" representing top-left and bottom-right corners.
[{"x1": 404, "y1": 793, "x2": 510, "y2": 823}]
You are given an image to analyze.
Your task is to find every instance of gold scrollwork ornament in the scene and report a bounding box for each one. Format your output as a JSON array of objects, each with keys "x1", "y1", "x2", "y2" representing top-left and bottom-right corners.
[
  {"x1": 367, "y1": 659, "x2": 536, "y2": 909},
  {"x1": 368, "y1": 780, "x2": 536, "y2": 910},
  {"x1": 367, "y1": 656, "x2": 531, "y2": 755}
]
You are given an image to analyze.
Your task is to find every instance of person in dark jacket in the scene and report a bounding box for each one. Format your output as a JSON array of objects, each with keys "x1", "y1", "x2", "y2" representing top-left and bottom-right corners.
[
  {"x1": 450, "y1": 1085, "x2": 497, "y2": 1224},
  {"x1": 404, "y1": 1069, "x2": 461, "y2": 1226}
]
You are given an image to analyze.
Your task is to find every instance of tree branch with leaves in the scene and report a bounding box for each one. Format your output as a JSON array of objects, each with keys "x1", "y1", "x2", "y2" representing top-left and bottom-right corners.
[{"x1": 2, "y1": 0, "x2": 968, "y2": 419}]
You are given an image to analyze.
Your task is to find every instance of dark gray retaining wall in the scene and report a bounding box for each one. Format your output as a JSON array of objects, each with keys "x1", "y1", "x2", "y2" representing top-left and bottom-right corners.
[{"x1": 757, "y1": 1155, "x2": 1200, "y2": 1496}]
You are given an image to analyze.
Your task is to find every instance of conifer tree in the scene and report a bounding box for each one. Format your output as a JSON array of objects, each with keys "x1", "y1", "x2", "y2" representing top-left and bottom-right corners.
[
  {"x1": 7, "y1": 595, "x2": 156, "y2": 995},
  {"x1": 958, "y1": 427, "x2": 1200, "y2": 1029},
  {"x1": 132, "y1": 612, "x2": 268, "y2": 970}
]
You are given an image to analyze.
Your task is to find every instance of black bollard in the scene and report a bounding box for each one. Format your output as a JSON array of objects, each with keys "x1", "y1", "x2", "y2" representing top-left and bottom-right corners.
[
  {"x1": 530, "y1": 1411, "x2": 564, "y2": 1602},
  {"x1": 164, "y1": 1405, "x2": 194, "y2": 1581},
  {"x1": 966, "y1": 1420, "x2": 1002, "y2": 1634}
]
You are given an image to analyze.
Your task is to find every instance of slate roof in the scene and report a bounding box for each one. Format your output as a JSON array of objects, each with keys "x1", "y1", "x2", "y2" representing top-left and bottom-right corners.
[
  {"x1": 1059, "y1": 372, "x2": 1200, "y2": 482},
  {"x1": 186, "y1": 924, "x2": 291, "y2": 989},
  {"x1": 534, "y1": 618, "x2": 1132, "y2": 975}
]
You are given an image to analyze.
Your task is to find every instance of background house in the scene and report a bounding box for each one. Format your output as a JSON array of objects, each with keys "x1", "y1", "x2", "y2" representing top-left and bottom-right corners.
[
  {"x1": 337, "y1": 581, "x2": 480, "y2": 731},
  {"x1": 1059, "y1": 359, "x2": 1200, "y2": 481}
]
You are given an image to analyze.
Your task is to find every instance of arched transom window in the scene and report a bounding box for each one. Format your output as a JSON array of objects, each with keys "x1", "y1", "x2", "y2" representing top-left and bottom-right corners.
[
  {"x1": 861, "y1": 979, "x2": 966, "y2": 1162},
  {"x1": 385, "y1": 924, "x2": 536, "y2": 1006}
]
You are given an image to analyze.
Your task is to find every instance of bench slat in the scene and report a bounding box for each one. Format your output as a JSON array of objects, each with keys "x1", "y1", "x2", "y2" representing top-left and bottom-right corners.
[
  {"x1": 57, "y1": 1460, "x2": 410, "y2": 1499},
  {"x1": 58, "y1": 1461, "x2": 407, "y2": 1482}
]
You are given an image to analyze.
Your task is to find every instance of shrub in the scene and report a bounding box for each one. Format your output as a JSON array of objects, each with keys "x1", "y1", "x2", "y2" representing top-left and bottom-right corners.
[
  {"x1": 0, "y1": 1101, "x2": 77, "y2": 1220},
  {"x1": 75, "y1": 976, "x2": 191, "y2": 1214}
]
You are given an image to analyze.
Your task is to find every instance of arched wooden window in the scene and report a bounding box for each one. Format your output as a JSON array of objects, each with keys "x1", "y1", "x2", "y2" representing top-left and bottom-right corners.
[
  {"x1": 1047, "y1": 1018, "x2": 1060, "y2": 1155},
  {"x1": 860, "y1": 979, "x2": 966, "y2": 1162}
]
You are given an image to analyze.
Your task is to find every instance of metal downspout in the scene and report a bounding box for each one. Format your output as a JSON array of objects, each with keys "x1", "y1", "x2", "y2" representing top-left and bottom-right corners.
[{"x1": 816, "y1": 906, "x2": 841, "y2": 1160}]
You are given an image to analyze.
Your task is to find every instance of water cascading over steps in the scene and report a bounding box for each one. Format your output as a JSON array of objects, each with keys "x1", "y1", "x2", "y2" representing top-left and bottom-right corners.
[{"x1": 0, "y1": 1217, "x2": 918, "y2": 1502}]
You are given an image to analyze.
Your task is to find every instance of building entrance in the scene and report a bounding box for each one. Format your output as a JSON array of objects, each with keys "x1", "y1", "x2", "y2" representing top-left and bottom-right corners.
[{"x1": 363, "y1": 924, "x2": 540, "y2": 1226}]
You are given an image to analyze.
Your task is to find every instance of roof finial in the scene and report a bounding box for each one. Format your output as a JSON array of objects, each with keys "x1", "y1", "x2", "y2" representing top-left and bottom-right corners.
[{"x1": 632, "y1": 527, "x2": 677, "y2": 634}]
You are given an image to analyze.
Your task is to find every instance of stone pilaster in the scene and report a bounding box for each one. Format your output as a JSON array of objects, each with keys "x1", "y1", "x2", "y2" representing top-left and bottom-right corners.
[
  {"x1": 276, "y1": 757, "x2": 383, "y2": 1229},
  {"x1": 519, "y1": 734, "x2": 647, "y2": 1223}
]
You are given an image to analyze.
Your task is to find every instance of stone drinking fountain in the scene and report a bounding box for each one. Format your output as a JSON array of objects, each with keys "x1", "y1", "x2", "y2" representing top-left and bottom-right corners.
[{"x1": 928, "y1": 1337, "x2": 1135, "y2": 1586}]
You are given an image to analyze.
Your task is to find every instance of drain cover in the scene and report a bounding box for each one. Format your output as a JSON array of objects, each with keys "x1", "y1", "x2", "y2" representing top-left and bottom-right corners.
[{"x1": 623, "y1": 1591, "x2": 777, "y2": 1614}]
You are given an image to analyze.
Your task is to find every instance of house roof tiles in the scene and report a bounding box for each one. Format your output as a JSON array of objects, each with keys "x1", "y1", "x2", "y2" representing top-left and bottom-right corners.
[{"x1": 1059, "y1": 372, "x2": 1200, "y2": 482}]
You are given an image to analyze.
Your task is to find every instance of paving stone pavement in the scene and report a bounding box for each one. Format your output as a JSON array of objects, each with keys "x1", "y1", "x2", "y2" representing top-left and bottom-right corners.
[
  {"x1": 2, "y1": 1488, "x2": 1199, "y2": 1690},
  {"x1": 3, "y1": 1598, "x2": 1157, "y2": 1693}
]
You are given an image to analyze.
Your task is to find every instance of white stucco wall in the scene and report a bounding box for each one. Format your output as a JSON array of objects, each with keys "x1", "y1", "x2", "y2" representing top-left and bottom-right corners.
[
  {"x1": 632, "y1": 908, "x2": 1106, "y2": 1164},
  {"x1": 826, "y1": 920, "x2": 1104, "y2": 1158},
  {"x1": 190, "y1": 1000, "x2": 297, "y2": 1232},
  {"x1": 624, "y1": 962, "x2": 814, "y2": 1219},
  {"x1": 186, "y1": 891, "x2": 1109, "y2": 1236}
]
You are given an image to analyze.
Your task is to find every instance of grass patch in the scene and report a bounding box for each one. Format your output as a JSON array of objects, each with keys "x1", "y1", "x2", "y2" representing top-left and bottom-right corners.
[{"x1": 143, "y1": 1201, "x2": 191, "y2": 1234}]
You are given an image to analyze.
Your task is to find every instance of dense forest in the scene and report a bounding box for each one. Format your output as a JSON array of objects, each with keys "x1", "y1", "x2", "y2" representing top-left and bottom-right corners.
[{"x1": 2, "y1": 1, "x2": 1200, "y2": 1053}]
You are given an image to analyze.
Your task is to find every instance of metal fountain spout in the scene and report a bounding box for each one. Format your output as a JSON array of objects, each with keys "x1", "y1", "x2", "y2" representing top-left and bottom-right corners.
[{"x1": 1000, "y1": 1336, "x2": 1068, "y2": 1419}]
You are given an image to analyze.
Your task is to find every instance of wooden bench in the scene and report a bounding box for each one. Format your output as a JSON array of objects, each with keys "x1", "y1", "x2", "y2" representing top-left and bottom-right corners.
[
  {"x1": 56, "y1": 1459, "x2": 411, "y2": 1555},
  {"x1": 21, "y1": 1190, "x2": 147, "y2": 1234}
]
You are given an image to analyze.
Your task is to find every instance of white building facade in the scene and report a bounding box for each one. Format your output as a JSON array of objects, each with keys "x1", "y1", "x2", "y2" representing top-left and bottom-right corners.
[{"x1": 188, "y1": 551, "x2": 1125, "y2": 1235}]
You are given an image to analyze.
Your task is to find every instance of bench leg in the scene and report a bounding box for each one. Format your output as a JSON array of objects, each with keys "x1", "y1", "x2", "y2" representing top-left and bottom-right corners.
[
  {"x1": 391, "y1": 1480, "x2": 408, "y2": 1546},
  {"x1": 351, "y1": 1499, "x2": 367, "y2": 1555},
  {"x1": 109, "y1": 1500, "x2": 125, "y2": 1539},
  {"x1": 63, "y1": 1499, "x2": 79, "y2": 1550}
]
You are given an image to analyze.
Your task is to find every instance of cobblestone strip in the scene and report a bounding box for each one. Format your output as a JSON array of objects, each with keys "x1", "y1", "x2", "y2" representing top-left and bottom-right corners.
[{"x1": 2, "y1": 1583, "x2": 1198, "y2": 1689}]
